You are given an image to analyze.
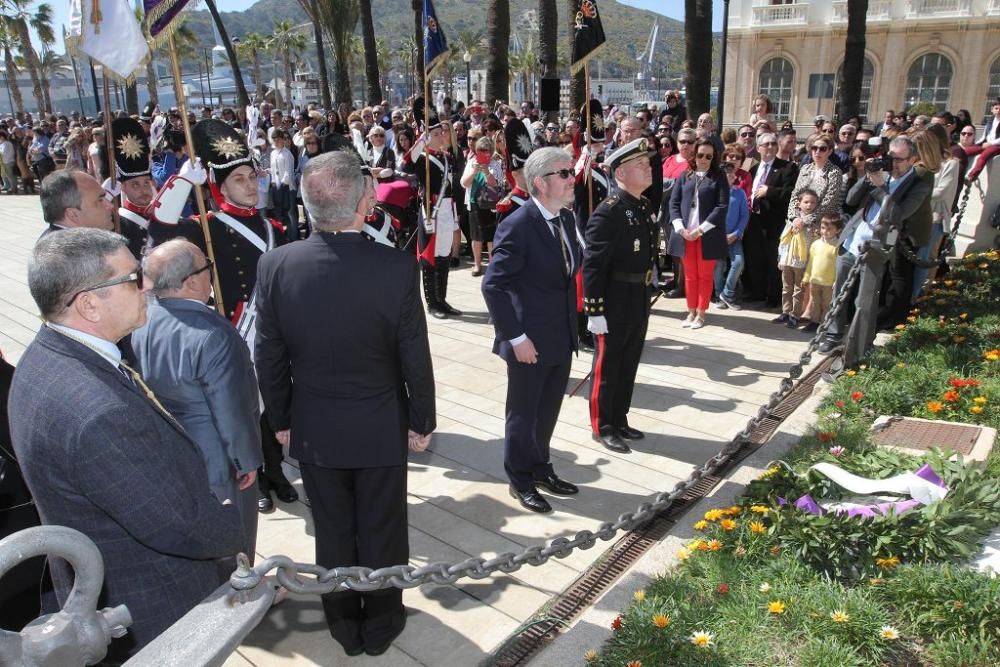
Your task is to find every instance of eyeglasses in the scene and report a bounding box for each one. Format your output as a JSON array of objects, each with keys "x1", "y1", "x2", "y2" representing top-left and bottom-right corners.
[
  {"x1": 889, "y1": 155, "x2": 911, "y2": 162},
  {"x1": 758, "y1": 141, "x2": 776, "y2": 147},
  {"x1": 66, "y1": 269, "x2": 143, "y2": 307},
  {"x1": 678, "y1": 139, "x2": 693, "y2": 145},
  {"x1": 852, "y1": 155, "x2": 866, "y2": 162},
  {"x1": 546, "y1": 126, "x2": 559, "y2": 131},
  {"x1": 810, "y1": 145, "x2": 830, "y2": 153},
  {"x1": 695, "y1": 152, "x2": 714, "y2": 160},
  {"x1": 541, "y1": 168, "x2": 573, "y2": 179},
  {"x1": 840, "y1": 131, "x2": 855, "y2": 136},
  {"x1": 739, "y1": 132, "x2": 754, "y2": 138},
  {"x1": 184, "y1": 259, "x2": 214, "y2": 281}
]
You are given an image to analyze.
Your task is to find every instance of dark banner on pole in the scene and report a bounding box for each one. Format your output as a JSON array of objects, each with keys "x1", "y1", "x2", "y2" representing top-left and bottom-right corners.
[{"x1": 570, "y1": 0, "x2": 607, "y2": 75}]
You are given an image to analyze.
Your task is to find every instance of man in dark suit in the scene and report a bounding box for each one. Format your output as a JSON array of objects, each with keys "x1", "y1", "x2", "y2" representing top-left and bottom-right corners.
[
  {"x1": 483, "y1": 147, "x2": 582, "y2": 515},
  {"x1": 37, "y1": 170, "x2": 114, "y2": 240},
  {"x1": 255, "y1": 151, "x2": 436, "y2": 657},
  {"x1": 132, "y1": 238, "x2": 263, "y2": 568},
  {"x1": 742, "y1": 133, "x2": 797, "y2": 306},
  {"x1": 8, "y1": 229, "x2": 243, "y2": 663}
]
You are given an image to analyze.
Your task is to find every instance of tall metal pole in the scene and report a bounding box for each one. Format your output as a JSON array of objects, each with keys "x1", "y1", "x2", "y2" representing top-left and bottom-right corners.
[
  {"x1": 89, "y1": 61, "x2": 101, "y2": 114},
  {"x1": 584, "y1": 63, "x2": 593, "y2": 218},
  {"x1": 717, "y1": 0, "x2": 731, "y2": 126},
  {"x1": 101, "y1": 73, "x2": 120, "y2": 235},
  {"x1": 68, "y1": 53, "x2": 86, "y2": 116},
  {"x1": 167, "y1": 33, "x2": 226, "y2": 317},
  {"x1": 204, "y1": 49, "x2": 214, "y2": 107}
]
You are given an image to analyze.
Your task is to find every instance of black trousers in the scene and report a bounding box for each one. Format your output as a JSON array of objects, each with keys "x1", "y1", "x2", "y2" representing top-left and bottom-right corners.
[
  {"x1": 300, "y1": 462, "x2": 408, "y2": 652},
  {"x1": 590, "y1": 284, "x2": 651, "y2": 433},
  {"x1": 504, "y1": 357, "x2": 571, "y2": 491},
  {"x1": 878, "y1": 245, "x2": 915, "y2": 329},
  {"x1": 258, "y1": 413, "x2": 292, "y2": 493},
  {"x1": 743, "y1": 215, "x2": 781, "y2": 302}
]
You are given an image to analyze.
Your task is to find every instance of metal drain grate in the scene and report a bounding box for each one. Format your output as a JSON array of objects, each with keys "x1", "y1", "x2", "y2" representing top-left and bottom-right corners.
[
  {"x1": 872, "y1": 418, "x2": 982, "y2": 455},
  {"x1": 488, "y1": 356, "x2": 834, "y2": 666}
]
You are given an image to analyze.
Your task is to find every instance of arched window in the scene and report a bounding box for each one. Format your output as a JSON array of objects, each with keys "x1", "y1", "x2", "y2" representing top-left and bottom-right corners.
[
  {"x1": 985, "y1": 57, "x2": 1000, "y2": 124},
  {"x1": 904, "y1": 53, "x2": 952, "y2": 111},
  {"x1": 759, "y1": 57, "x2": 794, "y2": 120},
  {"x1": 835, "y1": 58, "x2": 875, "y2": 122}
]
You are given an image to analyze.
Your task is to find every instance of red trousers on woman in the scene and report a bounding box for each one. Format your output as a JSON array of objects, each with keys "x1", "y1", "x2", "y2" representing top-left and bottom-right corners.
[
  {"x1": 683, "y1": 237, "x2": 716, "y2": 311},
  {"x1": 965, "y1": 144, "x2": 1000, "y2": 182}
]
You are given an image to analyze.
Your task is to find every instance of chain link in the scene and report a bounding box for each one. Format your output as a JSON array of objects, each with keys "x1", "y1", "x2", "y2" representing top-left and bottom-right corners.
[{"x1": 231, "y1": 257, "x2": 869, "y2": 596}]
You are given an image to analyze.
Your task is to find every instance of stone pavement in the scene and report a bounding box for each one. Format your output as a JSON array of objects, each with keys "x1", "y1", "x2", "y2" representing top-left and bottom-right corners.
[{"x1": 0, "y1": 195, "x2": 816, "y2": 666}]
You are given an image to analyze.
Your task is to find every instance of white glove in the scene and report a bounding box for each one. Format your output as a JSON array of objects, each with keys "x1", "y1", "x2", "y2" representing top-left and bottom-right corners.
[
  {"x1": 378, "y1": 168, "x2": 394, "y2": 179},
  {"x1": 179, "y1": 157, "x2": 207, "y2": 185},
  {"x1": 587, "y1": 316, "x2": 609, "y2": 335},
  {"x1": 101, "y1": 178, "x2": 121, "y2": 199}
]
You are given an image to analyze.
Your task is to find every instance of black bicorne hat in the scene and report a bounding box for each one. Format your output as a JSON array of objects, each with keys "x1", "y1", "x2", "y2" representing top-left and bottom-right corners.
[
  {"x1": 140, "y1": 101, "x2": 155, "y2": 122},
  {"x1": 581, "y1": 99, "x2": 606, "y2": 142},
  {"x1": 110, "y1": 117, "x2": 151, "y2": 182},
  {"x1": 503, "y1": 119, "x2": 534, "y2": 172},
  {"x1": 192, "y1": 119, "x2": 254, "y2": 186},
  {"x1": 412, "y1": 97, "x2": 442, "y2": 132}
]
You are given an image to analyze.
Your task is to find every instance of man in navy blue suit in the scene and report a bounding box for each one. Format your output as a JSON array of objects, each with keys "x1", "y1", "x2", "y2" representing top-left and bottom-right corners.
[{"x1": 482, "y1": 147, "x2": 581, "y2": 514}]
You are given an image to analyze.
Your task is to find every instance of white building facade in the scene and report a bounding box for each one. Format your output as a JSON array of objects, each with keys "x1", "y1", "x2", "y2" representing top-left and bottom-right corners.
[{"x1": 723, "y1": 0, "x2": 1000, "y2": 127}]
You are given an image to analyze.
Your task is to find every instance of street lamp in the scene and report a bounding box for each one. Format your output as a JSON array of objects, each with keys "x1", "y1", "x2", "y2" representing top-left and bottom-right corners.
[{"x1": 463, "y1": 51, "x2": 472, "y2": 104}]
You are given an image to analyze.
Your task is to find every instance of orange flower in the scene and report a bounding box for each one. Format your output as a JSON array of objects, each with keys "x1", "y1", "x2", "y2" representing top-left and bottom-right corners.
[
  {"x1": 651, "y1": 613, "x2": 671, "y2": 629},
  {"x1": 953, "y1": 335, "x2": 966, "y2": 343},
  {"x1": 611, "y1": 615, "x2": 623, "y2": 631},
  {"x1": 749, "y1": 521, "x2": 767, "y2": 534},
  {"x1": 627, "y1": 661, "x2": 642, "y2": 667},
  {"x1": 816, "y1": 432, "x2": 835, "y2": 442},
  {"x1": 706, "y1": 539, "x2": 723, "y2": 552},
  {"x1": 943, "y1": 390, "x2": 960, "y2": 402},
  {"x1": 716, "y1": 583, "x2": 730, "y2": 594},
  {"x1": 851, "y1": 391, "x2": 864, "y2": 402},
  {"x1": 720, "y1": 519, "x2": 737, "y2": 531},
  {"x1": 927, "y1": 401, "x2": 944, "y2": 413}
]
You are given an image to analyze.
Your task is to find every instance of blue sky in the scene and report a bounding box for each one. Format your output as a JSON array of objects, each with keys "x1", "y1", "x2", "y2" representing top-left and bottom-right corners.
[{"x1": 44, "y1": 0, "x2": 724, "y2": 54}]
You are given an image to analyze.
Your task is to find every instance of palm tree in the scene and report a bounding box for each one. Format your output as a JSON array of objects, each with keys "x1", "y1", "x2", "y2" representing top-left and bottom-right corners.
[
  {"x1": 838, "y1": 0, "x2": 868, "y2": 122},
  {"x1": 203, "y1": 0, "x2": 250, "y2": 107},
  {"x1": 313, "y1": 0, "x2": 359, "y2": 105},
  {"x1": 0, "y1": 21, "x2": 24, "y2": 116},
  {"x1": 374, "y1": 38, "x2": 392, "y2": 101},
  {"x1": 684, "y1": 0, "x2": 712, "y2": 119},
  {"x1": 397, "y1": 36, "x2": 417, "y2": 100},
  {"x1": 537, "y1": 0, "x2": 557, "y2": 120},
  {"x1": 2, "y1": 0, "x2": 52, "y2": 113},
  {"x1": 237, "y1": 32, "x2": 268, "y2": 102},
  {"x1": 485, "y1": 0, "x2": 510, "y2": 104},
  {"x1": 146, "y1": 22, "x2": 200, "y2": 108},
  {"x1": 37, "y1": 49, "x2": 68, "y2": 110},
  {"x1": 357, "y1": 0, "x2": 379, "y2": 104},
  {"x1": 295, "y1": 0, "x2": 332, "y2": 110},
  {"x1": 269, "y1": 19, "x2": 307, "y2": 112}
]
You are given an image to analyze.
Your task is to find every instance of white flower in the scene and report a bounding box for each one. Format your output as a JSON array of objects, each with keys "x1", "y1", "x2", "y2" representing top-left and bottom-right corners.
[
  {"x1": 880, "y1": 625, "x2": 900, "y2": 640},
  {"x1": 759, "y1": 582, "x2": 771, "y2": 593}
]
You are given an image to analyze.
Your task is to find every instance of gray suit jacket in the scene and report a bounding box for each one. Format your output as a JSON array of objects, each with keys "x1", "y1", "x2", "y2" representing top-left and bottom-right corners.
[
  {"x1": 8, "y1": 326, "x2": 243, "y2": 661},
  {"x1": 132, "y1": 298, "x2": 262, "y2": 500}
]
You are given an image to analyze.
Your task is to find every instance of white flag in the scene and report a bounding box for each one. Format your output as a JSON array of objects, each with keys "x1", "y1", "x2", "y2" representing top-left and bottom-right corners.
[{"x1": 67, "y1": 0, "x2": 149, "y2": 82}]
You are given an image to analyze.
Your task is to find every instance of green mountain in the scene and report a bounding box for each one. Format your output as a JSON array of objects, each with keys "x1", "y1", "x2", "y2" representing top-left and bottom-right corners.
[{"x1": 179, "y1": 0, "x2": 719, "y2": 84}]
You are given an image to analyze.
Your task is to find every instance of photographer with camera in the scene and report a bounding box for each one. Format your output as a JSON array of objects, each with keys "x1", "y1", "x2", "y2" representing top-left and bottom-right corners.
[{"x1": 818, "y1": 136, "x2": 933, "y2": 354}]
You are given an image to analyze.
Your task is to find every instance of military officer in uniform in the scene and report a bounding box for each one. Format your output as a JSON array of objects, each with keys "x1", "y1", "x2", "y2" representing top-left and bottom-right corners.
[
  {"x1": 111, "y1": 117, "x2": 156, "y2": 259},
  {"x1": 147, "y1": 119, "x2": 298, "y2": 513},
  {"x1": 583, "y1": 138, "x2": 658, "y2": 454},
  {"x1": 494, "y1": 119, "x2": 534, "y2": 226},
  {"x1": 402, "y1": 98, "x2": 461, "y2": 319}
]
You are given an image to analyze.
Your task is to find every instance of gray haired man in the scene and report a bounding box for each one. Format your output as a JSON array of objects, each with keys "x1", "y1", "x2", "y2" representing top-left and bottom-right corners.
[{"x1": 131, "y1": 238, "x2": 263, "y2": 570}]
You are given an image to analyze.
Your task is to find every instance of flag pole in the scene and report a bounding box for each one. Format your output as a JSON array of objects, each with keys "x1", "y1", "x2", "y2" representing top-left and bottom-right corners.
[
  {"x1": 423, "y1": 73, "x2": 431, "y2": 252},
  {"x1": 166, "y1": 33, "x2": 226, "y2": 317},
  {"x1": 584, "y1": 62, "x2": 594, "y2": 218},
  {"x1": 101, "y1": 69, "x2": 121, "y2": 235}
]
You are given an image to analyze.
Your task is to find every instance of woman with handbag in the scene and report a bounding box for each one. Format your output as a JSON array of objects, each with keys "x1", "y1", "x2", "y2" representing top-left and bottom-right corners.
[
  {"x1": 461, "y1": 136, "x2": 503, "y2": 276},
  {"x1": 667, "y1": 138, "x2": 730, "y2": 329}
]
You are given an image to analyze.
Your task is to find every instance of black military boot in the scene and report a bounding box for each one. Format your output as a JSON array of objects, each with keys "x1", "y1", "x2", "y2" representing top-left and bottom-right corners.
[
  {"x1": 422, "y1": 265, "x2": 446, "y2": 318},
  {"x1": 436, "y1": 261, "x2": 462, "y2": 317}
]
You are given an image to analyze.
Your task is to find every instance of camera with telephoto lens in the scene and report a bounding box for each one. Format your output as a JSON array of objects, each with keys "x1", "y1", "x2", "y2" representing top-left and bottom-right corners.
[{"x1": 864, "y1": 154, "x2": 893, "y2": 173}]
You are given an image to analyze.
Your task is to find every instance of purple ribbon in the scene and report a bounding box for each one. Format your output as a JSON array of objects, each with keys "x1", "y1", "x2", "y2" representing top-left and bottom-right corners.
[{"x1": 785, "y1": 464, "x2": 946, "y2": 519}]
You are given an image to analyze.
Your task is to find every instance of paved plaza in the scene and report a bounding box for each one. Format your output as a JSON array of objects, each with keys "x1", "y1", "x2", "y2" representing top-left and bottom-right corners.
[{"x1": 0, "y1": 196, "x2": 815, "y2": 665}]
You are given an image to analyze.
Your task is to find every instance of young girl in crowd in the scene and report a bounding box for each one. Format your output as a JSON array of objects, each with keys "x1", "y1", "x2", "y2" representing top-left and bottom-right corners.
[
  {"x1": 714, "y1": 162, "x2": 749, "y2": 310},
  {"x1": 799, "y1": 214, "x2": 843, "y2": 332},
  {"x1": 776, "y1": 189, "x2": 818, "y2": 328}
]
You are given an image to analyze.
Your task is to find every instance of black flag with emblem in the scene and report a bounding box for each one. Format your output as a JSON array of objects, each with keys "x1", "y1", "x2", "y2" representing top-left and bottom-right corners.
[{"x1": 570, "y1": 0, "x2": 607, "y2": 75}]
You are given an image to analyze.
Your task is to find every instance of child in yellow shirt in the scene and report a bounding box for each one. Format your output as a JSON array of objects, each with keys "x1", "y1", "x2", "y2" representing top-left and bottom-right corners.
[
  {"x1": 799, "y1": 214, "x2": 844, "y2": 332},
  {"x1": 775, "y1": 189, "x2": 818, "y2": 327}
]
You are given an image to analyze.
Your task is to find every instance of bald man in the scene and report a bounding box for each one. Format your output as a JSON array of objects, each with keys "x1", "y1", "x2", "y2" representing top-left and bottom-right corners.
[{"x1": 131, "y1": 239, "x2": 262, "y2": 570}]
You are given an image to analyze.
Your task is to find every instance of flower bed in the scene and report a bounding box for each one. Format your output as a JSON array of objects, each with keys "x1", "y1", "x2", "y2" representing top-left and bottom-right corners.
[{"x1": 587, "y1": 252, "x2": 1000, "y2": 666}]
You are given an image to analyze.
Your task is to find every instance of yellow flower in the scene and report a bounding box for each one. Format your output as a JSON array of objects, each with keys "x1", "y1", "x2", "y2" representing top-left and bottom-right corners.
[
  {"x1": 584, "y1": 650, "x2": 598, "y2": 662},
  {"x1": 651, "y1": 613, "x2": 671, "y2": 629},
  {"x1": 749, "y1": 521, "x2": 767, "y2": 535},
  {"x1": 688, "y1": 539, "x2": 705, "y2": 551},
  {"x1": 974, "y1": 396, "x2": 988, "y2": 404},
  {"x1": 987, "y1": 352, "x2": 1000, "y2": 362},
  {"x1": 869, "y1": 578, "x2": 884, "y2": 586},
  {"x1": 750, "y1": 505, "x2": 770, "y2": 515},
  {"x1": 676, "y1": 547, "x2": 692, "y2": 561},
  {"x1": 759, "y1": 582, "x2": 771, "y2": 593},
  {"x1": 693, "y1": 520, "x2": 709, "y2": 531},
  {"x1": 720, "y1": 519, "x2": 737, "y2": 531},
  {"x1": 895, "y1": 324, "x2": 906, "y2": 331},
  {"x1": 971, "y1": 406, "x2": 984, "y2": 414},
  {"x1": 846, "y1": 369, "x2": 857, "y2": 376},
  {"x1": 906, "y1": 316, "x2": 917, "y2": 323},
  {"x1": 689, "y1": 630, "x2": 715, "y2": 648},
  {"x1": 768, "y1": 600, "x2": 786, "y2": 614},
  {"x1": 728, "y1": 505, "x2": 742, "y2": 514},
  {"x1": 896, "y1": 362, "x2": 906, "y2": 368},
  {"x1": 705, "y1": 539, "x2": 723, "y2": 552},
  {"x1": 959, "y1": 313, "x2": 968, "y2": 320},
  {"x1": 830, "y1": 610, "x2": 850, "y2": 623},
  {"x1": 633, "y1": 589, "x2": 646, "y2": 602},
  {"x1": 880, "y1": 625, "x2": 900, "y2": 640},
  {"x1": 704, "y1": 509, "x2": 725, "y2": 522},
  {"x1": 758, "y1": 466, "x2": 780, "y2": 480},
  {"x1": 875, "y1": 555, "x2": 900, "y2": 569}
]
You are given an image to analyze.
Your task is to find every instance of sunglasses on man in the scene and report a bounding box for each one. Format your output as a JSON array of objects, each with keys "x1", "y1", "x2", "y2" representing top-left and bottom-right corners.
[{"x1": 65, "y1": 269, "x2": 144, "y2": 308}]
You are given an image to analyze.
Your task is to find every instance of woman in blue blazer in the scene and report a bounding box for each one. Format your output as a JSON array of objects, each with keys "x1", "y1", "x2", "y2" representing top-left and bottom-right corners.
[{"x1": 667, "y1": 138, "x2": 730, "y2": 328}]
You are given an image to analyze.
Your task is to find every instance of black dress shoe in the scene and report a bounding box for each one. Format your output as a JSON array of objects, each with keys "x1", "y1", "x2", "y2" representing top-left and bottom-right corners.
[
  {"x1": 594, "y1": 428, "x2": 631, "y2": 453},
  {"x1": 800, "y1": 321, "x2": 819, "y2": 333},
  {"x1": 439, "y1": 301, "x2": 463, "y2": 316},
  {"x1": 534, "y1": 474, "x2": 579, "y2": 495},
  {"x1": 274, "y1": 485, "x2": 299, "y2": 503},
  {"x1": 257, "y1": 492, "x2": 274, "y2": 512},
  {"x1": 509, "y1": 486, "x2": 553, "y2": 513},
  {"x1": 344, "y1": 644, "x2": 365, "y2": 657},
  {"x1": 771, "y1": 313, "x2": 789, "y2": 324},
  {"x1": 617, "y1": 425, "x2": 645, "y2": 440},
  {"x1": 818, "y1": 338, "x2": 842, "y2": 354},
  {"x1": 785, "y1": 315, "x2": 799, "y2": 328},
  {"x1": 364, "y1": 615, "x2": 407, "y2": 656},
  {"x1": 665, "y1": 287, "x2": 685, "y2": 298}
]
